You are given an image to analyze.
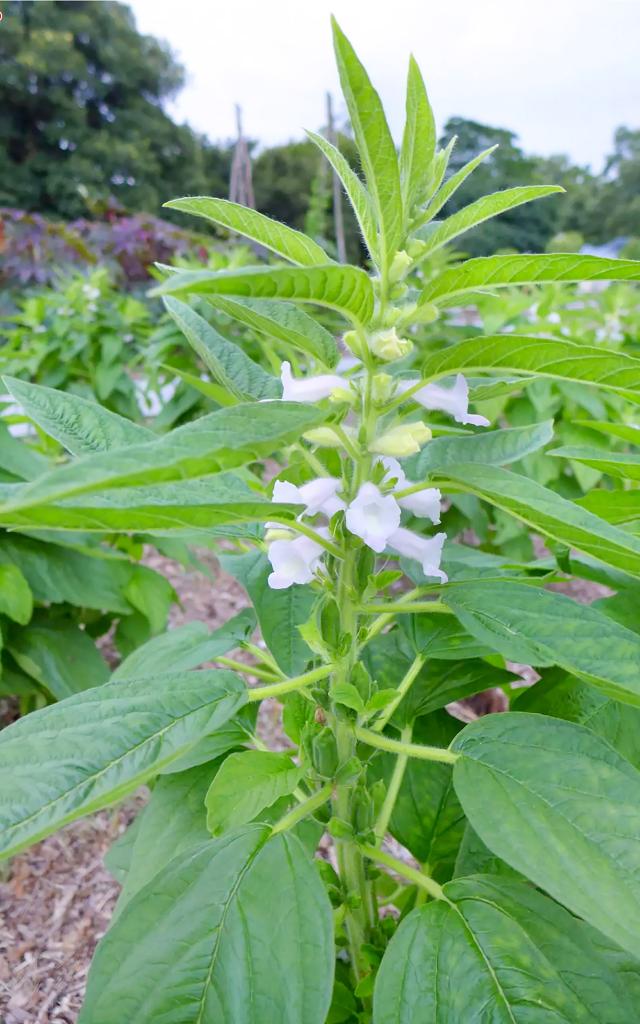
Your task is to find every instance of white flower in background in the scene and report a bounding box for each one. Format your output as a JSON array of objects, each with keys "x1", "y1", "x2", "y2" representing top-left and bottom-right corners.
[
  {"x1": 82, "y1": 284, "x2": 100, "y2": 300},
  {"x1": 346, "y1": 482, "x2": 401, "y2": 553},
  {"x1": 398, "y1": 374, "x2": 490, "y2": 427},
  {"x1": 267, "y1": 534, "x2": 326, "y2": 589},
  {"x1": 388, "y1": 527, "x2": 448, "y2": 582},
  {"x1": 272, "y1": 477, "x2": 346, "y2": 517},
  {"x1": 369, "y1": 422, "x2": 431, "y2": 457},
  {"x1": 378, "y1": 457, "x2": 442, "y2": 523},
  {"x1": 280, "y1": 361, "x2": 346, "y2": 403}
]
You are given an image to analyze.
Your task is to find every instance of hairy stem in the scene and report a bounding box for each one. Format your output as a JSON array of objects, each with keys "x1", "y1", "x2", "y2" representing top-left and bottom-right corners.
[
  {"x1": 354, "y1": 725, "x2": 459, "y2": 764},
  {"x1": 374, "y1": 725, "x2": 412, "y2": 844},
  {"x1": 271, "y1": 782, "x2": 333, "y2": 834},
  {"x1": 246, "y1": 663, "x2": 333, "y2": 701},
  {"x1": 360, "y1": 844, "x2": 446, "y2": 902}
]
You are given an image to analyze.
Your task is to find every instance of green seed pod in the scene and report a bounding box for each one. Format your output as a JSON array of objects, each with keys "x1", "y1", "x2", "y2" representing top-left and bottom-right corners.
[{"x1": 311, "y1": 726, "x2": 339, "y2": 778}]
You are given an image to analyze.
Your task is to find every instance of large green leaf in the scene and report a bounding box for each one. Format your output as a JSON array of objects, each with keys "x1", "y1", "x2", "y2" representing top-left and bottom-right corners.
[
  {"x1": 373, "y1": 874, "x2": 636, "y2": 1022},
  {"x1": 163, "y1": 298, "x2": 280, "y2": 400},
  {"x1": 550, "y1": 445, "x2": 640, "y2": 481},
  {"x1": 420, "y1": 334, "x2": 640, "y2": 399},
  {"x1": 419, "y1": 186, "x2": 563, "y2": 258},
  {"x1": 331, "y1": 18, "x2": 402, "y2": 263},
  {"x1": 80, "y1": 825, "x2": 334, "y2": 1024},
  {"x1": 152, "y1": 264, "x2": 375, "y2": 326},
  {"x1": 420, "y1": 253, "x2": 640, "y2": 305},
  {"x1": 113, "y1": 610, "x2": 256, "y2": 680},
  {"x1": 370, "y1": 712, "x2": 464, "y2": 879},
  {"x1": 9, "y1": 622, "x2": 109, "y2": 700},
  {"x1": 113, "y1": 763, "x2": 214, "y2": 916},
  {"x1": 0, "y1": 669, "x2": 246, "y2": 859},
  {"x1": 4, "y1": 376, "x2": 154, "y2": 455},
  {"x1": 165, "y1": 196, "x2": 330, "y2": 265},
  {"x1": 221, "y1": 549, "x2": 314, "y2": 675},
  {"x1": 441, "y1": 463, "x2": 640, "y2": 578},
  {"x1": 399, "y1": 56, "x2": 436, "y2": 214},
  {"x1": 513, "y1": 669, "x2": 640, "y2": 768},
  {"x1": 407, "y1": 420, "x2": 553, "y2": 477},
  {"x1": 0, "y1": 403, "x2": 324, "y2": 513},
  {"x1": 209, "y1": 294, "x2": 339, "y2": 368},
  {"x1": 0, "y1": 476, "x2": 293, "y2": 533},
  {"x1": 578, "y1": 490, "x2": 640, "y2": 533},
  {"x1": 205, "y1": 749, "x2": 303, "y2": 835},
  {"x1": 444, "y1": 580, "x2": 640, "y2": 705},
  {"x1": 305, "y1": 129, "x2": 377, "y2": 258},
  {"x1": 0, "y1": 419, "x2": 49, "y2": 479},
  {"x1": 452, "y1": 713, "x2": 640, "y2": 957}
]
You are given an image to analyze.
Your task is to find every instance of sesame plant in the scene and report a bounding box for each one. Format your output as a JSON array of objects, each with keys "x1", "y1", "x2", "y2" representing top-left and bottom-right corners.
[{"x1": 4, "y1": 20, "x2": 640, "y2": 1023}]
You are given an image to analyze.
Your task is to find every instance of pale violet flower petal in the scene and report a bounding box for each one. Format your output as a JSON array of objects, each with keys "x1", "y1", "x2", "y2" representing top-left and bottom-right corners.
[
  {"x1": 398, "y1": 487, "x2": 442, "y2": 524},
  {"x1": 267, "y1": 534, "x2": 325, "y2": 589},
  {"x1": 378, "y1": 456, "x2": 407, "y2": 489},
  {"x1": 398, "y1": 373, "x2": 489, "y2": 427},
  {"x1": 280, "y1": 361, "x2": 345, "y2": 403},
  {"x1": 388, "y1": 527, "x2": 448, "y2": 582},
  {"x1": 346, "y1": 482, "x2": 401, "y2": 554},
  {"x1": 272, "y1": 477, "x2": 345, "y2": 517}
]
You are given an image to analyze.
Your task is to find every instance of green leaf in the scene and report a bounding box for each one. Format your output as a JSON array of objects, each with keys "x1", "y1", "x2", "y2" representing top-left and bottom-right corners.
[
  {"x1": 305, "y1": 129, "x2": 377, "y2": 258},
  {"x1": 205, "y1": 750, "x2": 303, "y2": 834},
  {"x1": 513, "y1": 669, "x2": 640, "y2": 768},
  {"x1": 442, "y1": 463, "x2": 640, "y2": 578},
  {"x1": 0, "y1": 476, "x2": 293, "y2": 533},
  {"x1": 407, "y1": 420, "x2": 553, "y2": 477},
  {"x1": 370, "y1": 712, "x2": 464, "y2": 879},
  {"x1": 9, "y1": 622, "x2": 109, "y2": 700},
  {"x1": 163, "y1": 298, "x2": 280, "y2": 400},
  {"x1": 397, "y1": 658, "x2": 517, "y2": 724},
  {"x1": 80, "y1": 825, "x2": 334, "y2": 1024},
  {"x1": 444, "y1": 580, "x2": 640, "y2": 705},
  {"x1": 418, "y1": 186, "x2": 563, "y2": 258},
  {"x1": 112, "y1": 610, "x2": 256, "y2": 680},
  {"x1": 578, "y1": 490, "x2": 640, "y2": 533},
  {"x1": 550, "y1": 445, "x2": 640, "y2": 481},
  {"x1": 421, "y1": 253, "x2": 640, "y2": 306},
  {"x1": 209, "y1": 293, "x2": 339, "y2": 368},
  {"x1": 3, "y1": 376, "x2": 154, "y2": 455},
  {"x1": 114, "y1": 763, "x2": 213, "y2": 916},
  {"x1": 451, "y1": 712, "x2": 640, "y2": 958},
  {"x1": 416, "y1": 144, "x2": 497, "y2": 224},
  {"x1": 161, "y1": 705, "x2": 257, "y2": 776},
  {"x1": 0, "y1": 403, "x2": 325, "y2": 513},
  {"x1": 573, "y1": 420, "x2": 640, "y2": 446},
  {"x1": 331, "y1": 18, "x2": 402, "y2": 263},
  {"x1": 160, "y1": 363, "x2": 237, "y2": 406},
  {"x1": 164, "y1": 195, "x2": 330, "y2": 266},
  {"x1": 0, "y1": 563, "x2": 32, "y2": 623},
  {"x1": 420, "y1": 334, "x2": 640, "y2": 400},
  {"x1": 220, "y1": 550, "x2": 314, "y2": 675},
  {"x1": 0, "y1": 669, "x2": 246, "y2": 859},
  {"x1": 399, "y1": 615, "x2": 493, "y2": 660},
  {"x1": 0, "y1": 419, "x2": 49, "y2": 479},
  {"x1": 152, "y1": 264, "x2": 375, "y2": 326},
  {"x1": 373, "y1": 873, "x2": 636, "y2": 1022},
  {"x1": 399, "y1": 56, "x2": 436, "y2": 214}
]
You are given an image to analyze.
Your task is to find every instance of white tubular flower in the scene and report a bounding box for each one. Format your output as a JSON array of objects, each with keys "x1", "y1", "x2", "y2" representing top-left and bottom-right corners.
[
  {"x1": 399, "y1": 374, "x2": 490, "y2": 427},
  {"x1": 267, "y1": 534, "x2": 325, "y2": 589},
  {"x1": 388, "y1": 527, "x2": 448, "y2": 582},
  {"x1": 272, "y1": 477, "x2": 346, "y2": 517},
  {"x1": 398, "y1": 487, "x2": 442, "y2": 524},
  {"x1": 280, "y1": 361, "x2": 345, "y2": 403},
  {"x1": 346, "y1": 482, "x2": 401, "y2": 553},
  {"x1": 379, "y1": 456, "x2": 407, "y2": 488}
]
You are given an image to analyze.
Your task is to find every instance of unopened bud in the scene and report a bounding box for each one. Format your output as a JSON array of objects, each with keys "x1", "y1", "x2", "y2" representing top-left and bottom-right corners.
[
  {"x1": 368, "y1": 327, "x2": 413, "y2": 362},
  {"x1": 371, "y1": 373, "x2": 395, "y2": 405},
  {"x1": 329, "y1": 385, "x2": 356, "y2": 406},
  {"x1": 388, "y1": 249, "x2": 412, "y2": 283},
  {"x1": 413, "y1": 302, "x2": 439, "y2": 324},
  {"x1": 303, "y1": 426, "x2": 355, "y2": 449},
  {"x1": 407, "y1": 238, "x2": 428, "y2": 259},
  {"x1": 342, "y1": 329, "x2": 364, "y2": 358},
  {"x1": 369, "y1": 422, "x2": 432, "y2": 457},
  {"x1": 264, "y1": 527, "x2": 296, "y2": 542}
]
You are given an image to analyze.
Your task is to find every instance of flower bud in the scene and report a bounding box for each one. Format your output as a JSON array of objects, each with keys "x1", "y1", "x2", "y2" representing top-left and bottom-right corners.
[
  {"x1": 342, "y1": 329, "x2": 364, "y2": 358},
  {"x1": 371, "y1": 373, "x2": 395, "y2": 405},
  {"x1": 328, "y1": 386, "x2": 357, "y2": 406},
  {"x1": 368, "y1": 327, "x2": 413, "y2": 362},
  {"x1": 413, "y1": 302, "x2": 440, "y2": 324},
  {"x1": 303, "y1": 426, "x2": 345, "y2": 448},
  {"x1": 407, "y1": 238, "x2": 428, "y2": 259},
  {"x1": 369, "y1": 422, "x2": 432, "y2": 457},
  {"x1": 388, "y1": 249, "x2": 412, "y2": 283},
  {"x1": 264, "y1": 527, "x2": 296, "y2": 543}
]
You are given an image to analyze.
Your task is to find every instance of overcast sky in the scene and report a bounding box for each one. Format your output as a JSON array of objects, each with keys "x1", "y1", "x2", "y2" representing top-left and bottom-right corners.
[{"x1": 129, "y1": 0, "x2": 639, "y2": 171}]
